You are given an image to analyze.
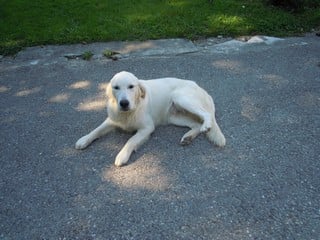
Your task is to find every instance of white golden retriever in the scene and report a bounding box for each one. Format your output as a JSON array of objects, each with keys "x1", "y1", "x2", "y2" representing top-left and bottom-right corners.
[{"x1": 76, "y1": 71, "x2": 226, "y2": 166}]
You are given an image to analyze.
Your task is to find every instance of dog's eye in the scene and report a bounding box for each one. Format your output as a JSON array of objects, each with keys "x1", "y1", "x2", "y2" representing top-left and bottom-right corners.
[
  {"x1": 128, "y1": 85, "x2": 134, "y2": 89},
  {"x1": 113, "y1": 86, "x2": 120, "y2": 90}
]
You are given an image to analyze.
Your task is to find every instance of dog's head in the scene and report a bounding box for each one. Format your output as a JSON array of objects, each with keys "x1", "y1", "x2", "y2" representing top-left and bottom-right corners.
[{"x1": 106, "y1": 71, "x2": 145, "y2": 112}]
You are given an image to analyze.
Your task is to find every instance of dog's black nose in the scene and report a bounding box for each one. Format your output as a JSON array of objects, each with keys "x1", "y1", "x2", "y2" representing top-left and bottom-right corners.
[{"x1": 120, "y1": 99, "x2": 129, "y2": 109}]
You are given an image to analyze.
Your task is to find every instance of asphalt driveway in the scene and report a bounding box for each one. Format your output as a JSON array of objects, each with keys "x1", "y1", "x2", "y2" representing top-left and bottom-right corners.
[{"x1": 0, "y1": 34, "x2": 319, "y2": 239}]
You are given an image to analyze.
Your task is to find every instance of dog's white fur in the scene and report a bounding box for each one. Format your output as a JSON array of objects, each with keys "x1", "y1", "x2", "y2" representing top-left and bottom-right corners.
[{"x1": 76, "y1": 71, "x2": 226, "y2": 166}]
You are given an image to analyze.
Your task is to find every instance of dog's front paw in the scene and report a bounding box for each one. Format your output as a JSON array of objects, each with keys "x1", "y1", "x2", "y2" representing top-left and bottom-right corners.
[
  {"x1": 75, "y1": 135, "x2": 90, "y2": 150},
  {"x1": 114, "y1": 151, "x2": 130, "y2": 167}
]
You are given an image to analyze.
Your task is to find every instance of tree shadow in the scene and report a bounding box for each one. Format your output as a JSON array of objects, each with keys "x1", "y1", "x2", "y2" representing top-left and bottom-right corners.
[{"x1": 1, "y1": 39, "x2": 319, "y2": 239}]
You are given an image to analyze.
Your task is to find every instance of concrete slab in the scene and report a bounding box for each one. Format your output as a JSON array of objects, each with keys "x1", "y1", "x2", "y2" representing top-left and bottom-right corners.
[{"x1": 2, "y1": 35, "x2": 285, "y2": 64}]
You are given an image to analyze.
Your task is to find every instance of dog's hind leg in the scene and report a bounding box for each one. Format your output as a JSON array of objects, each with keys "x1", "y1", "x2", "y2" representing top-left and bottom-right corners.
[
  {"x1": 206, "y1": 117, "x2": 226, "y2": 147},
  {"x1": 172, "y1": 96, "x2": 212, "y2": 133},
  {"x1": 171, "y1": 93, "x2": 226, "y2": 147},
  {"x1": 169, "y1": 114, "x2": 201, "y2": 145},
  {"x1": 180, "y1": 127, "x2": 201, "y2": 145}
]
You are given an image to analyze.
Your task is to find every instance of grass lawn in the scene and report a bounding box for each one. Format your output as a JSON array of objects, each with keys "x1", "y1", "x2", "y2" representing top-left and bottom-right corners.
[{"x1": 0, "y1": 0, "x2": 319, "y2": 55}]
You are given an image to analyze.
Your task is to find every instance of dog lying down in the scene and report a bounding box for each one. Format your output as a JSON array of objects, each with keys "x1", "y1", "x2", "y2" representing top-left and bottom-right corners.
[{"x1": 75, "y1": 71, "x2": 226, "y2": 166}]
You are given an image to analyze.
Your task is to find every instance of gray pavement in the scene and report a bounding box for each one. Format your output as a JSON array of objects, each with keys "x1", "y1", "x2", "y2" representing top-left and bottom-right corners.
[{"x1": 0, "y1": 34, "x2": 319, "y2": 239}]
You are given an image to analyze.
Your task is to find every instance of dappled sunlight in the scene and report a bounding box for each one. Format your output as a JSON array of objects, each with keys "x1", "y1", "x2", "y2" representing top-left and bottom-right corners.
[
  {"x1": 49, "y1": 93, "x2": 70, "y2": 103},
  {"x1": 219, "y1": 15, "x2": 244, "y2": 25},
  {"x1": 261, "y1": 74, "x2": 289, "y2": 88},
  {"x1": 76, "y1": 99, "x2": 106, "y2": 111},
  {"x1": 98, "y1": 82, "x2": 108, "y2": 91},
  {"x1": 0, "y1": 85, "x2": 10, "y2": 93},
  {"x1": 15, "y1": 86, "x2": 41, "y2": 97},
  {"x1": 167, "y1": 0, "x2": 189, "y2": 7},
  {"x1": 241, "y1": 96, "x2": 261, "y2": 121},
  {"x1": 41, "y1": 79, "x2": 109, "y2": 112},
  {"x1": 69, "y1": 80, "x2": 91, "y2": 90},
  {"x1": 102, "y1": 154, "x2": 171, "y2": 191},
  {"x1": 208, "y1": 14, "x2": 248, "y2": 33},
  {"x1": 120, "y1": 41, "x2": 154, "y2": 54},
  {"x1": 75, "y1": 82, "x2": 108, "y2": 111},
  {"x1": 212, "y1": 59, "x2": 243, "y2": 72}
]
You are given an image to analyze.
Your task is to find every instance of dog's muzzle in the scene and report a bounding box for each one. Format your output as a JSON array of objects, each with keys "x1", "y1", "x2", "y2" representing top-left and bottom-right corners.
[{"x1": 119, "y1": 99, "x2": 130, "y2": 111}]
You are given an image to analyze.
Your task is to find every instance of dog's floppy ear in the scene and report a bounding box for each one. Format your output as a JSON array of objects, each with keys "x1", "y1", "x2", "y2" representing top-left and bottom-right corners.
[
  {"x1": 138, "y1": 83, "x2": 146, "y2": 99},
  {"x1": 106, "y1": 82, "x2": 112, "y2": 98},
  {"x1": 105, "y1": 82, "x2": 116, "y2": 104}
]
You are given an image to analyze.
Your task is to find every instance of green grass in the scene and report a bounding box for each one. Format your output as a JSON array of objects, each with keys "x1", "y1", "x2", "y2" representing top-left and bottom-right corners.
[
  {"x1": 81, "y1": 51, "x2": 93, "y2": 60},
  {"x1": 0, "y1": 0, "x2": 319, "y2": 55}
]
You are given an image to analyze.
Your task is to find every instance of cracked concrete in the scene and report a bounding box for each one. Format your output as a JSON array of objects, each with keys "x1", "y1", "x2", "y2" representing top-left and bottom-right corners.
[{"x1": 1, "y1": 35, "x2": 286, "y2": 65}]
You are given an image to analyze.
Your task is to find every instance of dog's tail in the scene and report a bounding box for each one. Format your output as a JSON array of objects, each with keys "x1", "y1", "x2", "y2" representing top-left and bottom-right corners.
[{"x1": 206, "y1": 118, "x2": 226, "y2": 147}]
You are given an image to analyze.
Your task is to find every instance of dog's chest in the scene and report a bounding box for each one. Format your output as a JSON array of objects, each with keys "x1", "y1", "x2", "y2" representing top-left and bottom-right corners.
[{"x1": 109, "y1": 111, "x2": 142, "y2": 132}]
